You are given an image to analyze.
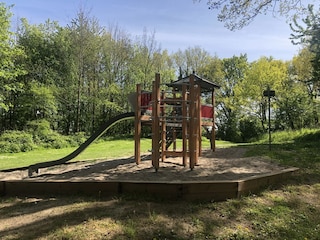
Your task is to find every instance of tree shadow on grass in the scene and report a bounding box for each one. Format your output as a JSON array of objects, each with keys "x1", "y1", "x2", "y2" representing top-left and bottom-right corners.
[
  {"x1": 245, "y1": 139, "x2": 320, "y2": 186},
  {"x1": 0, "y1": 196, "x2": 223, "y2": 240}
]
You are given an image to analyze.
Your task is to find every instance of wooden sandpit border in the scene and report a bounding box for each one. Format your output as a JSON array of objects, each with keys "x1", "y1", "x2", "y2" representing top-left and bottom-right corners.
[{"x1": 0, "y1": 168, "x2": 298, "y2": 201}]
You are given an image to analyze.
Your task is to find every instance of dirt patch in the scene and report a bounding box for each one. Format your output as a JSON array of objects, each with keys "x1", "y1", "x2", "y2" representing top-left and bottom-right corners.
[{"x1": 0, "y1": 147, "x2": 287, "y2": 182}]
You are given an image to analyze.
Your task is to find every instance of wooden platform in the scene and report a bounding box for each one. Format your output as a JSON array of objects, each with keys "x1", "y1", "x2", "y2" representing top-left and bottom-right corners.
[{"x1": 0, "y1": 167, "x2": 298, "y2": 201}]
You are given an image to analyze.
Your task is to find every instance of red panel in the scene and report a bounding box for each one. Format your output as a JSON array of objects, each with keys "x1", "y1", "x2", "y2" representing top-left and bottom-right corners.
[
  {"x1": 201, "y1": 105, "x2": 213, "y2": 119},
  {"x1": 141, "y1": 92, "x2": 152, "y2": 107}
]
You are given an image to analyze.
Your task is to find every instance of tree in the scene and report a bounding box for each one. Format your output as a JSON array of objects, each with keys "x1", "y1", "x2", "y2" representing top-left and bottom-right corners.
[
  {"x1": 236, "y1": 57, "x2": 288, "y2": 130},
  {"x1": 0, "y1": 3, "x2": 26, "y2": 131},
  {"x1": 274, "y1": 70, "x2": 313, "y2": 129},
  {"x1": 195, "y1": 0, "x2": 312, "y2": 30},
  {"x1": 290, "y1": 4, "x2": 320, "y2": 98},
  {"x1": 131, "y1": 28, "x2": 161, "y2": 90},
  {"x1": 198, "y1": 54, "x2": 224, "y2": 80},
  {"x1": 68, "y1": 8, "x2": 105, "y2": 133},
  {"x1": 290, "y1": 48, "x2": 320, "y2": 127},
  {"x1": 16, "y1": 19, "x2": 73, "y2": 132},
  {"x1": 172, "y1": 46, "x2": 211, "y2": 77},
  {"x1": 152, "y1": 49, "x2": 176, "y2": 84},
  {"x1": 101, "y1": 24, "x2": 134, "y2": 114},
  {"x1": 290, "y1": 5, "x2": 320, "y2": 126},
  {"x1": 291, "y1": 47, "x2": 315, "y2": 97},
  {"x1": 215, "y1": 54, "x2": 249, "y2": 141}
]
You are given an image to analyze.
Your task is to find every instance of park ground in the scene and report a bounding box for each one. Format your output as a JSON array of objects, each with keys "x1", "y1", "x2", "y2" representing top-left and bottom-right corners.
[{"x1": 0, "y1": 130, "x2": 319, "y2": 239}]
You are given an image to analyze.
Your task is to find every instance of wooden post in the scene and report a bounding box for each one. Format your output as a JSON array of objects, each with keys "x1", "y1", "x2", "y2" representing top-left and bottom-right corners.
[
  {"x1": 189, "y1": 75, "x2": 196, "y2": 170},
  {"x1": 135, "y1": 84, "x2": 141, "y2": 165},
  {"x1": 211, "y1": 89, "x2": 216, "y2": 151},
  {"x1": 196, "y1": 83, "x2": 201, "y2": 160},
  {"x1": 173, "y1": 91, "x2": 177, "y2": 151},
  {"x1": 182, "y1": 84, "x2": 188, "y2": 167},
  {"x1": 152, "y1": 73, "x2": 161, "y2": 171},
  {"x1": 161, "y1": 91, "x2": 166, "y2": 162},
  {"x1": 195, "y1": 84, "x2": 201, "y2": 164}
]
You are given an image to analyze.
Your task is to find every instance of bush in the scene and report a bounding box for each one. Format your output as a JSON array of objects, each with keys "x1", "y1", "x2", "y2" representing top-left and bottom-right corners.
[
  {"x1": 239, "y1": 117, "x2": 264, "y2": 142},
  {"x1": 216, "y1": 123, "x2": 242, "y2": 142},
  {"x1": 0, "y1": 120, "x2": 98, "y2": 154},
  {"x1": 25, "y1": 119, "x2": 51, "y2": 143},
  {"x1": 39, "y1": 131, "x2": 69, "y2": 149},
  {"x1": 0, "y1": 141, "x2": 11, "y2": 153},
  {"x1": 25, "y1": 119, "x2": 74, "y2": 149},
  {"x1": 50, "y1": 136, "x2": 69, "y2": 149},
  {"x1": 294, "y1": 129, "x2": 320, "y2": 143},
  {"x1": 0, "y1": 131, "x2": 36, "y2": 153},
  {"x1": 68, "y1": 132, "x2": 87, "y2": 146}
]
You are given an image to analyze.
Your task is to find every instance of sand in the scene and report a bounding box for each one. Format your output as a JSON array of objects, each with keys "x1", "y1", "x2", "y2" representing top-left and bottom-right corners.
[{"x1": 0, "y1": 147, "x2": 286, "y2": 182}]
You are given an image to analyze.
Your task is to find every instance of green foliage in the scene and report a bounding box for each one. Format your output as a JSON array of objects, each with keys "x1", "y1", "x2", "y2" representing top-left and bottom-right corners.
[
  {"x1": 217, "y1": 117, "x2": 242, "y2": 142},
  {"x1": 0, "y1": 2, "x2": 319, "y2": 142},
  {"x1": 68, "y1": 132, "x2": 87, "y2": 145},
  {"x1": 15, "y1": 19, "x2": 70, "y2": 130},
  {"x1": 0, "y1": 130, "x2": 35, "y2": 153},
  {"x1": 0, "y1": 120, "x2": 88, "y2": 154},
  {"x1": 239, "y1": 116, "x2": 263, "y2": 142},
  {"x1": 25, "y1": 119, "x2": 52, "y2": 139},
  {"x1": 214, "y1": 54, "x2": 249, "y2": 142},
  {"x1": 291, "y1": 5, "x2": 320, "y2": 84},
  {"x1": 203, "y1": 0, "x2": 310, "y2": 31},
  {"x1": 0, "y1": 3, "x2": 26, "y2": 113},
  {"x1": 294, "y1": 129, "x2": 320, "y2": 142}
]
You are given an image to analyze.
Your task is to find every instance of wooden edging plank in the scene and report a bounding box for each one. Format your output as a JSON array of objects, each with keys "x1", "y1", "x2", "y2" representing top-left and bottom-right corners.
[{"x1": 0, "y1": 168, "x2": 299, "y2": 201}]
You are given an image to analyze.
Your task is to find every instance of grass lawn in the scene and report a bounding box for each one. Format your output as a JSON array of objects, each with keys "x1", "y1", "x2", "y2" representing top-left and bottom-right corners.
[
  {"x1": 0, "y1": 138, "x2": 150, "y2": 170},
  {"x1": 0, "y1": 129, "x2": 319, "y2": 239}
]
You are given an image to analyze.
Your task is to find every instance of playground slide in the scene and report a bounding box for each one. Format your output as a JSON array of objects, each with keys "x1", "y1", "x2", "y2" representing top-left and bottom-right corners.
[{"x1": 26, "y1": 112, "x2": 135, "y2": 177}]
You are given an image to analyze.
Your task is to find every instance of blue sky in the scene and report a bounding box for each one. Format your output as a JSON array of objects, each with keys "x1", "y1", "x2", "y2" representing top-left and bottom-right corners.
[{"x1": 2, "y1": 0, "x2": 311, "y2": 61}]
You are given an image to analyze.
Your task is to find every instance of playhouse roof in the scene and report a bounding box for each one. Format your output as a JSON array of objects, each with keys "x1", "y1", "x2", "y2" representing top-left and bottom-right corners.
[{"x1": 167, "y1": 74, "x2": 220, "y2": 93}]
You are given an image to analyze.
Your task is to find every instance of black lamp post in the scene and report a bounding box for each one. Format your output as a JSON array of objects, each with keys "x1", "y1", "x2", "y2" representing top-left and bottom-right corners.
[{"x1": 263, "y1": 86, "x2": 275, "y2": 150}]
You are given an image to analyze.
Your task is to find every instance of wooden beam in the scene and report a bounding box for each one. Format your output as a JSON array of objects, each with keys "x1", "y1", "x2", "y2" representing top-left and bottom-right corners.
[
  {"x1": 182, "y1": 84, "x2": 188, "y2": 167},
  {"x1": 135, "y1": 84, "x2": 141, "y2": 165},
  {"x1": 152, "y1": 73, "x2": 161, "y2": 171},
  {"x1": 211, "y1": 89, "x2": 216, "y2": 151},
  {"x1": 189, "y1": 74, "x2": 196, "y2": 170},
  {"x1": 161, "y1": 91, "x2": 166, "y2": 162}
]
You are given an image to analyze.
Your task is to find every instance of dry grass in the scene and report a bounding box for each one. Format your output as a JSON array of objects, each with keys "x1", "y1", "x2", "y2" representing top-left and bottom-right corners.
[{"x1": 0, "y1": 182, "x2": 319, "y2": 240}]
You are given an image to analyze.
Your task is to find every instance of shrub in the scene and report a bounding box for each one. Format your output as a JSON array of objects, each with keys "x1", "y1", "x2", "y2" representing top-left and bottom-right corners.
[
  {"x1": 216, "y1": 123, "x2": 242, "y2": 142},
  {"x1": 0, "y1": 131, "x2": 36, "y2": 153},
  {"x1": 294, "y1": 129, "x2": 320, "y2": 143},
  {"x1": 0, "y1": 141, "x2": 10, "y2": 153},
  {"x1": 25, "y1": 119, "x2": 74, "y2": 149},
  {"x1": 50, "y1": 137, "x2": 69, "y2": 149},
  {"x1": 25, "y1": 119, "x2": 51, "y2": 143},
  {"x1": 68, "y1": 132, "x2": 87, "y2": 146},
  {"x1": 239, "y1": 117, "x2": 264, "y2": 142},
  {"x1": 39, "y1": 131, "x2": 69, "y2": 149},
  {"x1": 0, "y1": 120, "x2": 105, "y2": 153},
  {"x1": 26, "y1": 119, "x2": 51, "y2": 135}
]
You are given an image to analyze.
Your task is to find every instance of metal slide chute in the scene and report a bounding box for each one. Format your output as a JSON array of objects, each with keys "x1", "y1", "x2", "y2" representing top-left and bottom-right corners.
[{"x1": 28, "y1": 112, "x2": 135, "y2": 177}]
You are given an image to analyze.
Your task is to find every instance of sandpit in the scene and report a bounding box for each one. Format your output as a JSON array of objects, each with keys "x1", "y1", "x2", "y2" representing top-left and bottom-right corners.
[{"x1": 0, "y1": 147, "x2": 288, "y2": 182}]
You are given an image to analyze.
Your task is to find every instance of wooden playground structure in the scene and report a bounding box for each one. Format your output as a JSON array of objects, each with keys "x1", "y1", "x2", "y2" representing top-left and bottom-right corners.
[{"x1": 132, "y1": 73, "x2": 220, "y2": 171}]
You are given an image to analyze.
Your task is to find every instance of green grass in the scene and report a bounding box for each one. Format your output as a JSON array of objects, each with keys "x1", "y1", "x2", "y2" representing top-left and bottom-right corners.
[
  {"x1": 245, "y1": 128, "x2": 320, "y2": 183},
  {"x1": 0, "y1": 129, "x2": 319, "y2": 239},
  {"x1": 0, "y1": 138, "x2": 148, "y2": 170}
]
